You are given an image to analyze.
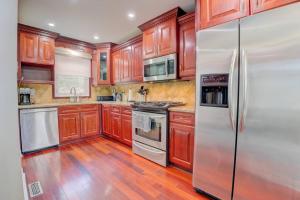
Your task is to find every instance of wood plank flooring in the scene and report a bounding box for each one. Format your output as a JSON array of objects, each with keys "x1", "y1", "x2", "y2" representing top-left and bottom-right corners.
[{"x1": 22, "y1": 137, "x2": 209, "y2": 200}]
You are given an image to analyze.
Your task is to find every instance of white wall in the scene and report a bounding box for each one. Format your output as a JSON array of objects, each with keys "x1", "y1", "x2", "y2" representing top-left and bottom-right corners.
[{"x1": 0, "y1": 0, "x2": 24, "y2": 199}]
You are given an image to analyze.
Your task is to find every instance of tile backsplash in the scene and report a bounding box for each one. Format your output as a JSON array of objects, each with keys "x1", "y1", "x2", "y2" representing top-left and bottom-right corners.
[{"x1": 20, "y1": 80, "x2": 195, "y2": 106}]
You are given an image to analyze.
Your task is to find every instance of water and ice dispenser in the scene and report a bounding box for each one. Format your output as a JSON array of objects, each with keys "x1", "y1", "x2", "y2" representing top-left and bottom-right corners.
[{"x1": 200, "y1": 74, "x2": 228, "y2": 108}]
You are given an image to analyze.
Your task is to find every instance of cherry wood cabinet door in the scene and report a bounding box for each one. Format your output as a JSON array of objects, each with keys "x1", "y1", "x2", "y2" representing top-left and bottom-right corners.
[
  {"x1": 179, "y1": 16, "x2": 196, "y2": 79},
  {"x1": 111, "y1": 113, "x2": 122, "y2": 141},
  {"x1": 121, "y1": 114, "x2": 132, "y2": 146},
  {"x1": 97, "y1": 48, "x2": 111, "y2": 85},
  {"x1": 131, "y1": 42, "x2": 143, "y2": 82},
  {"x1": 19, "y1": 32, "x2": 39, "y2": 64},
  {"x1": 121, "y1": 46, "x2": 132, "y2": 82},
  {"x1": 157, "y1": 18, "x2": 177, "y2": 57},
  {"x1": 91, "y1": 50, "x2": 99, "y2": 86},
  {"x1": 143, "y1": 27, "x2": 157, "y2": 59},
  {"x1": 59, "y1": 113, "x2": 81, "y2": 143},
  {"x1": 81, "y1": 111, "x2": 100, "y2": 137},
  {"x1": 38, "y1": 36, "x2": 55, "y2": 65},
  {"x1": 112, "y1": 51, "x2": 121, "y2": 84},
  {"x1": 169, "y1": 123, "x2": 195, "y2": 171},
  {"x1": 102, "y1": 105, "x2": 111, "y2": 136},
  {"x1": 250, "y1": 0, "x2": 299, "y2": 14},
  {"x1": 198, "y1": 0, "x2": 249, "y2": 29}
]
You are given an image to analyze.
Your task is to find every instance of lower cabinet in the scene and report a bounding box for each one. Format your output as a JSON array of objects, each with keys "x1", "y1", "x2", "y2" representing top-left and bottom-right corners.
[
  {"x1": 111, "y1": 112, "x2": 122, "y2": 141},
  {"x1": 59, "y1": 113, "x2": 81, "y2": 142},
  {"x1": 101, "y1": 105, "x2": 132, "y2": 146},
  {"x1": 169, "y1": 112, "x2": 195, "y2": 171},
  {"x1": 81, "y1": 111, "x2": 100, "y2": 138},
  {"x1": 102, "y1": 105, "x2": 112, "y2": 136},
  {"x1": 58, "y1": 105, "x2": 100, "y2": 144},
  {"x1": 121, "y1": 114, "x2": 132, "y2": 146}
]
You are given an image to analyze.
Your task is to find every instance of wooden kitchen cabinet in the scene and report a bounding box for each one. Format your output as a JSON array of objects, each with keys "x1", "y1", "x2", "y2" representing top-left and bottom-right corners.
[
  {"x1": 250, "y1": 0, "x2": 299, "y2": 14},
  {"x1": 131, "y1": 42, "x2": 143, "y2": 82},
  {"x1": 20, "y1": 32, "x2": 39, "y2": 64},
  {"x1": 102, "y1": 105, "x2": 112, "y2": 136},
  {"x1": 112, "y1": 35, "x2": 143, "y2": 84},
  {"x1": 143, "y1": 27, "x2": 157, "y2": 59},
  {"x1": 121, "y1": 107, "x2": 132, "y2": 146},
  {"x1": 178, "y1": 13, "x2": 196, "y2": 80},
  {"x1": 169, "y1": 112, "x2": 195, "y2": 171},
  {"x1": 38, "y1": 36, "x2": 55, "y2": 65},
  {"x1": 111, "y1": 112, "x2": 122, "y2": 141},
  {"x1": 59, "y1": 105, "x2": 100, "y2": 144},
  {"x1": 81, "y1": 111, "x2": 100, "y2": 138},
  {"x1": 97, "y1": 48, "x2": 111, "y2": 85},
  {"x1": 196, "y1": 0, "x2": 250, "y2": 29},
  {"x1": 156, "y1": 18, "x2": 177, "y2": 57},
  {"x1": 139, "y1": 8, "x2": 184, "y2": 59},
  {"x1": 112, "y1": 50, "x2": 121, "y2": 84},
  {"x1": 19, "y1": 31, "x2": 55, "y2": 65},
  {"x1": 59, "y1": 113, "x2": 81, "y2": 143},
  {"x1": 121, "y1": 46, "x2": 132, "y2": 82}
]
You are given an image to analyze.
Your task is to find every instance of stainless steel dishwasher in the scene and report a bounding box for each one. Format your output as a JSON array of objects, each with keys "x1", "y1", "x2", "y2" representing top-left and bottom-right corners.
[{"x1": 20, "y1": 108, "x2": 59, "y2": 153}]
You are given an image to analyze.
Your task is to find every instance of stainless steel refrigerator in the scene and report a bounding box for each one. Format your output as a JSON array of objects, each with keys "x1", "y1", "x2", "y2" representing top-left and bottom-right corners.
[{"x1": 193, "y1": 3, "x2": 300, "y2": 200}]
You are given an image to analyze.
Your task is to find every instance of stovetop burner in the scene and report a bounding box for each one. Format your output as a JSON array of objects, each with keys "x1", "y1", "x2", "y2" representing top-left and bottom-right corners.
[{"x1": 132, "y1": 101, "x2": 185, "y2": 110}]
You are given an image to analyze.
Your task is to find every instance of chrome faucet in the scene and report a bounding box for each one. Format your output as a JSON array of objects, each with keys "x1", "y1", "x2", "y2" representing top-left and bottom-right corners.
[{"x1": 70, "y1": 87, "x2": 79, "y2": 103}]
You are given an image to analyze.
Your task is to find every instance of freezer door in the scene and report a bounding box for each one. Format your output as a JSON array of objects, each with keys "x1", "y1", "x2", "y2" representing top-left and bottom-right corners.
[
  {"x1": 234, "y1": 3, "x2": 300, "y2": 200},
  {"x1": 193, "y1": 20, "x2": 239, "y2": 200}
]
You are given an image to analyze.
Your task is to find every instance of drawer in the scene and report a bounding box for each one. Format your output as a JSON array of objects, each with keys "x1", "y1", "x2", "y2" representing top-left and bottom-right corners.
[
  {"x1": 121, "y1": 106, "x2": 132, "y2": 115},
  {"x1": 169, "y1": 112, "x2": 195, "y2": 126},
  {"x1": 80, "y1": 104, "x2": 98, "y2": 112},
  {"x1": 58, "y1": 105, "x2": 81, "y2": 114},
  {"x1": 111, "y1": 105, "x2": 121, "y2": 114}
]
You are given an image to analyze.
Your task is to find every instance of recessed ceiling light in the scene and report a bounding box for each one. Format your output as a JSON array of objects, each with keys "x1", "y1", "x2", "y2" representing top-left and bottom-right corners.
[
  {"x1": 93, "y1": 35, "x2": 99, "y2": 40},
  {"x1": 48, "y1": 23, "x2": 55, "y2": 27},
  {"x1": 128, "y1": 12, "x2": 135, "y2": 19}
]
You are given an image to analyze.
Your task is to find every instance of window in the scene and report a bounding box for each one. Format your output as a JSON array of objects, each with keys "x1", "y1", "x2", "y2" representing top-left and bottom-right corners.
[{"x1": 54, "y1": 48, "x2": 91, "y2": 97}]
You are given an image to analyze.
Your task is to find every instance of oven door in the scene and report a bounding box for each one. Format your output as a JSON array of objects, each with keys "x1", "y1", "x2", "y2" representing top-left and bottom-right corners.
[
  {"x1": 143, "y1": 53, "x2": 177, "y2": 82},
  {"x1": 132, "y1": 111, "x2": 167, "y2": 151}
]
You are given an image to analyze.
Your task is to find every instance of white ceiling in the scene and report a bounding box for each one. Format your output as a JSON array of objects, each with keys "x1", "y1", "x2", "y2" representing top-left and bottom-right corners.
[{"x1": 18, "y1": 0, "x2": 195, "y2": 44}]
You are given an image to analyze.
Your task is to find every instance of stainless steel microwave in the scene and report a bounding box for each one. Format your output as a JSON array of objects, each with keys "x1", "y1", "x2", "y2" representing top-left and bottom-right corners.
[{"x1": 143, "y1": 53, "x2": 177, "y2": 82}]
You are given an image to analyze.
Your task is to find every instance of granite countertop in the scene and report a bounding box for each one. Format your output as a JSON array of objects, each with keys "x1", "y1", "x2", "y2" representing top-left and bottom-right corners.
[
  {"x1": 168, "y1": 106, "x2": 195, "y2": 113},
  {"x1": 18, "y1": 101, "x2": 133, "y2": 109}
]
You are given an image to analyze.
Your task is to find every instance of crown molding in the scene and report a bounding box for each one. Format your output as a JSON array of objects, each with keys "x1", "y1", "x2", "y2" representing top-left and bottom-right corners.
[
  {"x1": 178, "y1": 12, "x2": 195, "y2": 25},
  {"x1": 138, "y1": 7, "x2": 185, "y2": 31},
  {"x1": 112, "y1": 34, "x2": 142, "y2": 52},
  {"x1": 18, "y1": 23, "x2": 59, "y2": 39}
]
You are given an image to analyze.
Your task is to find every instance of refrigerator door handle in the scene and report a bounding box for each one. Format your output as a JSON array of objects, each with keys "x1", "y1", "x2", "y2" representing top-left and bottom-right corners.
[
  {"x1": 228, "y1": 49, "x2": 238, "y2": 131},
  {"x1": 239, "y1": 49, "x2": 248, "y2": 132}
]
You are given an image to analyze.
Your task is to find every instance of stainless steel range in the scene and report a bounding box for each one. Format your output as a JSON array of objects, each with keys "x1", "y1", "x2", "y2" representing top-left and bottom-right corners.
[{"x1": 131, "y1": 101, "x2": 184, "y2": 166}]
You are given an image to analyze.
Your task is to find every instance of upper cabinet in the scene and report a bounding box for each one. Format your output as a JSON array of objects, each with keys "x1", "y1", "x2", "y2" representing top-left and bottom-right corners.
[
  {"x1": 139, "y1": 7, "x2": 185, "y2": 60},
  {"x1": 19, "y1": 32, "x2": 55, "y2": 65},
  {"x1": 178, "y1": 13, "x2": 196, "y2": 80},
  {"x1": 92, "y1": 43, "x2": 115, "y2": 85},
  {"x1": 19, "y1": 25, "x2": 57, "y2": 65},
  {"x1": 250, "y1": 0, "x2": 299, "y2": 14},
  {"x1": 196, "y1": 0, "x2": 299, "y2": 30},
  {"x1": 197, "y1": 0, "x2": 250, "y2": 29},
  {"x1": 112, "y1": 35, "x2": 143, "y2": 84}
]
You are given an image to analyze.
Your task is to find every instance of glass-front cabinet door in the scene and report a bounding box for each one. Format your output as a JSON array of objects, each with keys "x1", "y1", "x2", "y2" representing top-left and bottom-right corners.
[{"x1": 97, "y1": 48, "x2": 111, "y2": 85}]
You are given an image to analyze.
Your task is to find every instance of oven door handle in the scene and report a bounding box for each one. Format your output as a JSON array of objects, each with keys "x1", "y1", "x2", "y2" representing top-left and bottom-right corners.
[{"x1": 134, "y1": 141, "x2": 163, "y2": 154}]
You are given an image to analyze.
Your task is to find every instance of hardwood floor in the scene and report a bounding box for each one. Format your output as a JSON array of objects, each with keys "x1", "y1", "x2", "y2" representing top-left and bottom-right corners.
[{"x1": 22, "y1": 137, "x2": 209, "y2": 200}]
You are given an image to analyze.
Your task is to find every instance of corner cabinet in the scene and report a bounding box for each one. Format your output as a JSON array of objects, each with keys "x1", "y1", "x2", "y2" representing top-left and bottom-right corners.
[
  {"x1": 178, "y1": 13, "x2": 196, "y2": 80},
  {"x1": 101, "y1": 104, "x2": 132, "y2": 147},
  {"x1": 196, "y1": 0, "x2": 250, "y2": 29},
  {"x1": 138, "y1": 7, "x2": 185, "y2": 59},
  {"x1": 169, "y1": 112, "x2": 195, "y2": 171}
]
